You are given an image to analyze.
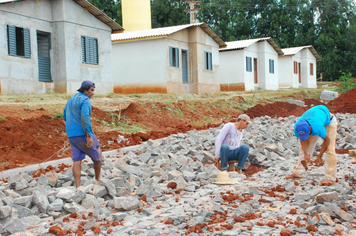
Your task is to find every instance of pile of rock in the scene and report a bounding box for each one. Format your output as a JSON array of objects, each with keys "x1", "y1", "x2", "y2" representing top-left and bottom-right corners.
[{"x1": 0, "y1": 114, "x2": 355, "y2": 235}]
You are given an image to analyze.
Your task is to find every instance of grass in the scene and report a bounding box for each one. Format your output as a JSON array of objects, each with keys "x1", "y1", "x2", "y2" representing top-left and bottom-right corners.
[
  {"x1": 0, "y1": 115, "x2": 8, "y2": 121},
  {"x1": 52, "y1": 113, "x2": 63, "y2": 120}
]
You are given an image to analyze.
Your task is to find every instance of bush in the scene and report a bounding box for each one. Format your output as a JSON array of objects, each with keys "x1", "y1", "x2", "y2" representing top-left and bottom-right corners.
[{"x1": 337, "y1": 72, "x2": 356, "y2": 93}]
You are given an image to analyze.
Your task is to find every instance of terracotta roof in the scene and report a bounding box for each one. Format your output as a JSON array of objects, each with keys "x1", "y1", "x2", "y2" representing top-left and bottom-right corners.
[
  {"x1": 0, "y1": 0, "x2": 123, "y2": 33},
  {"x1": 281, "y1": 45, "x2": 321, "y2": 61},
  {"x1": 111, "y1": 23, "x2": 226, "y2": 47},
  {"x1": 219, "y1": 37, "x2": 283, "y2": 55}
]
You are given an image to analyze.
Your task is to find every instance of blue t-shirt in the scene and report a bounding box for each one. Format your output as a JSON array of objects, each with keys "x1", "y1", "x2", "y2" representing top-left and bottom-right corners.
[
  {"x1": 63, "y1": 92, "x2": 93, "y2": 138},
  {"x1": 294, "y1": 105, "x2": 330, "y2": 139}
]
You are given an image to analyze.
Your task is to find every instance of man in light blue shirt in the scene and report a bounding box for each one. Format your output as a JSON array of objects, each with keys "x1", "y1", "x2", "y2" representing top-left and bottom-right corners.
[
  {"x1": 63, "y1": 81, "x2": 102, "y2": 188},
  {"x1": 286, "y1": 105, "x2": 338, "y2": 186},
  {"x1": 215, "y1": 114, "x2": 251, "y2": 172}
]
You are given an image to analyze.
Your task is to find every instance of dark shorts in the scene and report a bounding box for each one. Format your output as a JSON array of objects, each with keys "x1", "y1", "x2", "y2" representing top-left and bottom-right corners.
[{"x1": 68, "y1": 133, "x2": 102, "y2": 163}]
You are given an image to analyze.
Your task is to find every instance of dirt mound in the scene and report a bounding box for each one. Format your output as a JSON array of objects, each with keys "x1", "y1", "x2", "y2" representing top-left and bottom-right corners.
[
  {"x1": 244, "y1": 101, "x2": 308, "y2": 118},
  {"x1": 0, "y1": 90, "x2": 354, "y2": 171},
  {"x1": 328, "y1": 86, "x2": 356, "y2": 114}
]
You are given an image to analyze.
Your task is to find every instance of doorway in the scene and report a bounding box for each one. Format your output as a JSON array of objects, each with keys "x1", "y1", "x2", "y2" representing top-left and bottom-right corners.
[
  {"x1": 37, "y1": 31, "x2": 51, "y2": 82},
  {"x1": 182, "y1": 50, "x2": 188, "y2": 84},
  {"x1": 254, "y1": 58, "x2": 258, "y2": 84}
]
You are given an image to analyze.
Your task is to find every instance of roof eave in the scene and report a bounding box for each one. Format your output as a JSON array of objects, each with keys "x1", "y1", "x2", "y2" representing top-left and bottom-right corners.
[
  {"x1": 199, "y1": 23, "x2": 226, "y2": 47},
  {"x1": 73, "y1": 0, "x2": 124, "y2": 32}
]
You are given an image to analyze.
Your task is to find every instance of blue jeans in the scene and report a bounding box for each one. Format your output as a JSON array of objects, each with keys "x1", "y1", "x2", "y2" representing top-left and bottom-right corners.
[{"x1": 220, "y1": 144, "x2": 249, "y2": 170}]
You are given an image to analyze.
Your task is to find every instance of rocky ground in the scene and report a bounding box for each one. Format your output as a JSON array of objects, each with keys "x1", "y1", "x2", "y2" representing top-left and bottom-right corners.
[{"x1": 0, "y1": 112, "x2": 355, "y2": 235}]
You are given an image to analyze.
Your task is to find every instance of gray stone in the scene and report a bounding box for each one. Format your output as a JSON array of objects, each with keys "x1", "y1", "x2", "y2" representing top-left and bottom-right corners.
[
  {"x1": 0, "y1": 206, "x2": 12, "y2": 219},
  {"x1": 113, "y1": 197, "x2": 141, "y2": 211},
  {"x1": 4, "y1": 218, "x2": 26, "y2": 234}
]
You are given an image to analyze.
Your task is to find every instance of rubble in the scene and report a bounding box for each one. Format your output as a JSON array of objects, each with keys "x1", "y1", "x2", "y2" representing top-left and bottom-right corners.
[{"x1": 1, "y1": 113, "x2": 356, "y2": 235}]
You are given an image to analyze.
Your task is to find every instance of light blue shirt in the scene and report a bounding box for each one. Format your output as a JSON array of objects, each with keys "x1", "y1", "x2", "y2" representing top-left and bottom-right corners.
[
  {"x1": 63, "y1": 92, "x2": 93, "y2": 138},
  {"x1": 215, "y1": 123, "x2": 244, "y2": 157},
  {"x1": 294, "y1": 105, "x2": 331, "y2": 139}
]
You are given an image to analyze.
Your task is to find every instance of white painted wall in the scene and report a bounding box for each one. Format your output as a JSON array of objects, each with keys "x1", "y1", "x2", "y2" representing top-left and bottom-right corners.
[
  {"x1": 111, "y1": 26, "x2": 220, "y2": 94},
  {"x1": 243, "y1": 43, "x2": 258, "y2": 91},
  {"x1": 220, "y1": 41, "x2": 279, "y2": 91},
  {"x1": 257, "y1": 41, "x2": 279, "y2": 90},
  {"x1": 278, "y1": 56, "x2": 294, "y2": 87},
  {"x1": 220, "y1": 50, "x2": 245, "y2": 84},
  {"x1": 111, "y1": 38, "x2": 167, "y2": 86},
  {"x1": 301, "y1": 49, "x2": 317, "y2": 88},
  {"x1": 0, "y1": 0, "x2": 113, "y2": 94},
  {"x1": 278, "y1": 48, "x2": 317, "y2": 88}
]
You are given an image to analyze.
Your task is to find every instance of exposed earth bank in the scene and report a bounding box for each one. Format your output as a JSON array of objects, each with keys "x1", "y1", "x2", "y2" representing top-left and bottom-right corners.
[{"x1": 0, "y1": 87, "x2": 355, "y2": 171}]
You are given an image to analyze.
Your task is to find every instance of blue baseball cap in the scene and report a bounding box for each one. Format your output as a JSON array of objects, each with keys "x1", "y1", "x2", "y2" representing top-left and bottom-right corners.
[
  {"x1": 78, "y1": 81, "x2": 95, "y2": 91},
  {"x1": 295, "y1": 120, "x2": 310, "y2": 141}
]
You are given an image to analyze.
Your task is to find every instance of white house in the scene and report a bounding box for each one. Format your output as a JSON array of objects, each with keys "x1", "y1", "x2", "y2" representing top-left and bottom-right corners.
[
  {"x1": 111, "y1": 23, "x2": 226, "y2": 94},
  {"x1": 279, "y1": 46, "x2": 321, "y2": 88},
  {"x1": 219, "y1": 37, "x2": 283, "y2": 91},
  {"x1": 0, "y1": 0, "x2": 123, "y2": 94}
]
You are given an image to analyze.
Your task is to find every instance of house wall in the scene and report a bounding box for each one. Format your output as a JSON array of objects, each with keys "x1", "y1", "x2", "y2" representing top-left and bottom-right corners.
[
  {"x1": 0, "y1": 0, "x2": 113, "y2": 94},
  {"x1": 257, "y1": 41, "x2": 279, "y2": 90},
  {"x1": 301, "y1": 49, "x2": 317, "y2": 88},
  {"x1": 279, "y1": 56, "x2": 292, "y2": 87},
  {"x1": 112, "y1": 26, "x2": 220, "y2": 95},
  {"x1": 111, "y1": 38, "x2": 168, "y2": 94},
  {"x1": 219, "y1": 50, "x2": 245, "y2": 91},
  {"x1": 56, "y1": 0, "x2": 113, "y2": 94},
  {"x1": 243, "y1": 43, "x2": 258, "y2": 91},
  {"x1": 0, "y1": 0, "x2": 52, "y2": 93},
  {"x1": 166, "y1": 26, "x2": 220, "y2": 94}
]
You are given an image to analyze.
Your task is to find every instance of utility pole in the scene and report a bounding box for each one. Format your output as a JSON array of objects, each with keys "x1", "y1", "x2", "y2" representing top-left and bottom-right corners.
[{"x1": 184, "y1": 1, "x2": 201, "y2": 24}]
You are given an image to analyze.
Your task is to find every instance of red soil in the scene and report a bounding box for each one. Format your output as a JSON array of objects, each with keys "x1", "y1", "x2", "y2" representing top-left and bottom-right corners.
[{"x1": 0, "y1": 89, "x2": 354, "y2": 171}]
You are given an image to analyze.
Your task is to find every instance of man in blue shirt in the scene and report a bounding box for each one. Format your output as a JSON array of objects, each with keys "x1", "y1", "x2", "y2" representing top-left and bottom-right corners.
[
  {"x1": 286, "y1": 105, "x2": 338, "y2": 186},
  {"x1": 63, "y1": 81, "x2": 102, "y2": 188}
]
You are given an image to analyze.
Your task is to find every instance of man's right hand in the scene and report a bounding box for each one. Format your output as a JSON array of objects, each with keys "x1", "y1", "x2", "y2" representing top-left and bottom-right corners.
[{"x1": 86, "y1": 136, "x2": 93, "y2": 148}]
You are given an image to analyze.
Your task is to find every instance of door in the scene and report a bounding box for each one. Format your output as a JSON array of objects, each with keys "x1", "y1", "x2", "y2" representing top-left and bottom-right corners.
[
  {"x1": 298, "y1": 63, "x2": 301, "y2": 83},
  {"x1": 254, "y1": 58, "x2": 258, "y2": 84},
  {"x1": 182, "y1": 49, "x2": 188, "y2": 84},
  {"x1": 37, "y1": 31, "x2": 51, "y2": 82}
]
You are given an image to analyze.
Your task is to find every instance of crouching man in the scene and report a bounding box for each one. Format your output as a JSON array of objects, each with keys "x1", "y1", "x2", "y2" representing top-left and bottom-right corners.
[{"x1": 215, "y1": 114, "x2": 251, "y2": 172}]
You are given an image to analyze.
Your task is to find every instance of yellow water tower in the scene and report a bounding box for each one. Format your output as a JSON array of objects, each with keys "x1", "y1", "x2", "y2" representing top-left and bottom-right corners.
[{"x1": 122, "y1": 0, "x2": 152, "y2": 32}]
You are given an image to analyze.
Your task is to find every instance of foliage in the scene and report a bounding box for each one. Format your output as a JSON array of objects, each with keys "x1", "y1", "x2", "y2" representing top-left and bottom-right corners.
[
  {"x1": 0, "y1": 115, "x2": 8, "y2": 121},
  {"x1": 88, "y1": 0, "x2": 356, "y2": 82},
  {"x1": 51, "y1": 113, "x2": 63, "y2": 120},
  {"x1": 88, "y1": 0, "x2": 122, "y2": 24},
  {"x1": 337, "y1": 72, "x2": 356, "y2": 93},
  {"x1": 151, "y1": 0, "x2": 189, "y2": 28}
]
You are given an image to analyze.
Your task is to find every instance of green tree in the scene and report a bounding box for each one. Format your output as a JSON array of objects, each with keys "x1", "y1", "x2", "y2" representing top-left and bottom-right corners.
[
  {"x1": 151, "y1": 0, "x2": 189, "y2": 28},
  {"x1": 88, "y1": 0, "x2": 122, "y2": 25},
  {"x1": 313, "y1": 0, "x2": 354, "y2": 80}
]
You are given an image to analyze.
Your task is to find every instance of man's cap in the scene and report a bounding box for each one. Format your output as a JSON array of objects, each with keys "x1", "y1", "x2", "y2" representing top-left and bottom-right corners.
[
  {"x1": 78, "y1": 81, "x2": 95, "y2": 91},
  {"x1": 295, "y1": 120, "x2": 310, "y2": 141},
  {"x1": 238, "y1": 114, "x2": 252, "y2": 124}
]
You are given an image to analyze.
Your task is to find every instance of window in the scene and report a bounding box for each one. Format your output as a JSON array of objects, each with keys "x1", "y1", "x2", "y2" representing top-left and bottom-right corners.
[
  {"x1": 269, "y1": 59, "x2": 274, "y2": 74},
  {"x1": 204, "y1": 51, "x2": 212, "y2": 71},
  {"x1": 246, "y1": 57, "x2": 252, "y2": 72},
  {"x1": 7, "y1": 25, "x2": 31, "y2": 58},
  {"x1": 169, "y1": 47, "x2": 179, "y2": 67},
  {"x1": 293, "y1": 61, "x2": 298, "y2": 74},
  {"x1": 81, "y1": 36, "x2": 98, "y2": 65},
  {"x1": 310, "y1": 63, "x2": 313, "y2": 75}
]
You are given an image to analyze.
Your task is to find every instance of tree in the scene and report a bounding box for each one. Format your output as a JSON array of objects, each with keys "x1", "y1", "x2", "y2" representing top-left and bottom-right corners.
[
  {"x1": 151, "y1": 0, "x2": 189, "y2": 28},
  {"x1": 313, "y1": 0, "x2": 354, "y2": 80},
  {"x1": 88, "y1": 0, "x2": 122, "y2": 25}
]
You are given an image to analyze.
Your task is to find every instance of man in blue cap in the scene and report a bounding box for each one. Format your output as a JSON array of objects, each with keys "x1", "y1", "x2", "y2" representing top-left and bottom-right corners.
[
  {"x1": 285, "y1": 105, "x2": 338, "y2": 185},
  {"x1": 63, "y1": 81, "x2": 102, "y2": 188}
]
